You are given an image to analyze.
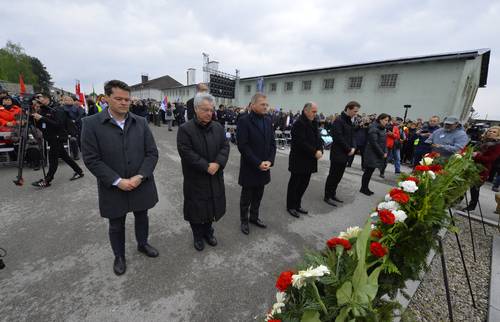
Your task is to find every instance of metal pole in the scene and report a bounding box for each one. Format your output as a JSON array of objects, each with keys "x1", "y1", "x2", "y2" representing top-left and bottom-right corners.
[
  {"x1": 476, "y1": 198, "x2": 487, "y2": 235},
  {"x1": 448, "y1": 208, "x2": 476, "y2": 308},
  {"x1": 464, "y1": 193, "x2": 477, "y2": 262},
  {"x1": 439, "y1": 237, "x2": 454, "y2": 322}
]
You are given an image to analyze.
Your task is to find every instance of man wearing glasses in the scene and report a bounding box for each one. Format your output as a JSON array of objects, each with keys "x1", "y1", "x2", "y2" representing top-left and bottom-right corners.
[{"x1": 177, "y1": 92, "x2": 230, "y2": 251}]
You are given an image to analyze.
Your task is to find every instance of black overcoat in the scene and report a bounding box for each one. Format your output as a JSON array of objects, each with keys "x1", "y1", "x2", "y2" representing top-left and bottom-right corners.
[
  {"x1": 177, "y1": 119, "x2": 230, "y2": 224},
  {"x1": 81, "y1": 111, "x2": 159, "y2": 219},
  {"x1": 288, "y1": 114, "x2": 323, "y2": 174},
  {"x1": 237, "y1": 112, "x2": 276, "y2": 187},
  {"x1": 330, "y1": 112, "x2": 356, "y2": 164},
  {"x1": 363, "y1": 122, "x2": 388, "y2": 170}
]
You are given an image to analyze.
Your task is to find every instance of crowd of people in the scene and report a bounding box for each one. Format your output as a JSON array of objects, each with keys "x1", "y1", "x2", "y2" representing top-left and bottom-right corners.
[{"x1": 1, "y1": 81, "x2": 499, "y2": 276}]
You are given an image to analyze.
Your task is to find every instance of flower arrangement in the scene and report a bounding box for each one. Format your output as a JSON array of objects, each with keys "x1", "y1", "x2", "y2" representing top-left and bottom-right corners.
[{"x1": 264, "y1": 150, "x2": 481, "y2": 322}]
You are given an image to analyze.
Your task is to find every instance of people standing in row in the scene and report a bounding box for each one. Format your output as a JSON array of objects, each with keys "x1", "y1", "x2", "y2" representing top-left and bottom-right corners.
[
  {"x1": 177, "y1": 93, "x2": 230, "y2": 251},
  {"x1": 31, "y1": 93, "x2": 84, "y2": 188},
  {"x1": 324, "y1": 101, "x2": 360, "y2": 206},
  {"x1": 237, "y1": 93, "x2": 276, "y2": 235},
  {"x1": 360, "y1": 113, "x2": 391, "y2": 195},
  {"x1": 286, "y1": 102, "x2": 323, "y2": 218},
  {"x1": 81, "y1": 80, "x2": 160, "y2": 276}
]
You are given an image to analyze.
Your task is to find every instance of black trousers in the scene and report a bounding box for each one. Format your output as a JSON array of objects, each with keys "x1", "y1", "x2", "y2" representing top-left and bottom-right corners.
[
  {"x1": 324, "y1": 161, "x2": 347, "y2": 199},
  {"x1": 189, "y1": 222, "x2": 214, "y2": 241},
  {"x1": 45, "y1": 138, "x2": 83, "y2": 183},
  {"x1": 69, "y1": 136, "x2": 79, "y2": 159},
  {"x1": 361, "y1": 167, "x2": 376, "y2": 190},
  {"x1": 286, "y1": 173, "x2": 311, "y2": 210},
  {"x1": 108, "y1": 210, "x2": 149, "y2": 257},
  {"x1": 240, "y1": 186, "x2": 265, "y2": 223},
  {"x1": 468, "y1": 185, "x2": 481, "y2": 209}
]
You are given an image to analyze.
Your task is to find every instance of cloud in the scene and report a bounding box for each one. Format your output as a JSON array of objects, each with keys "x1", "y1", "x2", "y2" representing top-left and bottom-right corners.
[{"x1": 1, "y1": 0, "x2": 498, "y2": 118}]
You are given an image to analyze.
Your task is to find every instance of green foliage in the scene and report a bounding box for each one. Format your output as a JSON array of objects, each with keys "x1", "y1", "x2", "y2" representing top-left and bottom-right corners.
[{"x1": 0, "y1": 40, "x2": 53, "y2": 93}]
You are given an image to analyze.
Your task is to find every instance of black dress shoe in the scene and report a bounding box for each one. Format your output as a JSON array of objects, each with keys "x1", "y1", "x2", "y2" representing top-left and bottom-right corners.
[
  {"x1": 297, "y1": 208, "x2": 308, "y2": 214},
  {"x1": 332, "y1": 196, "x2": 343, "y2": 203},
  {"x1": 241, "y1": 222, "x2": 249, "y2": 235},
  {"x1": 138, "y1": 244, "x2": 159, "y2": 257},
  {"x1": 287, "y1": 209, "x2": 300, "y2": 218},
  {"x1": 359, "y1": 188, "x2": 374, "y2": 196},
  {"x1": 194, "y1": 239, "x2": 205, "y2": 251},
  {"x1": 204, "y1": 234, "x2": 218, "y2": 247},
  {"x1": 70, "y1": 172, "x2": 84, "y2": 181},
  {"x1": 323, "y1": 197, "x2": 338, "y2": 207},
  {"x1": 249, "y1": 218, "x2": 267, "y2": 228},
  {"x1": 113, "y1": 256, "x2": 126, "y2": 276}
]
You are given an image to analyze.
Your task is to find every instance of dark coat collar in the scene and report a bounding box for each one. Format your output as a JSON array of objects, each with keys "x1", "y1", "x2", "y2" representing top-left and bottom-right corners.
[
  {"x1": 98, "y1": 108, "x2": 137, "y2": 125},
  {"x1": 340, "y1": 111, "x2": 352, "y2": 124}
]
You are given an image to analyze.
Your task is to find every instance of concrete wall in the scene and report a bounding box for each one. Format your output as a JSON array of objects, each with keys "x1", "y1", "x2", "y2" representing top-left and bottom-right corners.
[
  {"x1": 131, "y1": 88, "x2": 163, "y2": 101},
  {"x1": 237, "y1": 58, "x2": 483, "y2": 121}
]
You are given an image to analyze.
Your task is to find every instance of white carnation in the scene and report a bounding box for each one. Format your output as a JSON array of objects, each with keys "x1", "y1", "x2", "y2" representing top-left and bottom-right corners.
[
  {"x1": 385, "y1": 194, "x2": 392, "y2": 201},
  {"x1": 398, "y1": 180, "x2": 419, "y2": 193},
  {"x1": 377, "y1": 201, "x2": 400, "y2": 211},
  {"x1": 393, "y1": 210, "x2": 408, "y2": 223}
]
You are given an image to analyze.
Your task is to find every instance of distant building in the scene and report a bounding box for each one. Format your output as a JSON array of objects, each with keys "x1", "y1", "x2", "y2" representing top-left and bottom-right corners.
[
  {"x1": 130, "y1": 74, "x2": 182, "y2": 101},
  {"x1": 0, "y1": 80, "x2": 34, "y2": 95}
]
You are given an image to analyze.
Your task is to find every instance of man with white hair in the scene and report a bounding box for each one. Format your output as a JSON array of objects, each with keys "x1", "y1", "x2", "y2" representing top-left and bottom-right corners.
[{"x1": 177, "y1": 92, "x2": 230, "y2": 251}]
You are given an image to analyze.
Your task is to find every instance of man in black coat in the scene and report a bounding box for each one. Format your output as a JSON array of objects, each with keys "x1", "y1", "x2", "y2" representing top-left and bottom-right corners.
[
  {"x1": 324, "y1": 101, "x2": 360, "y2": 206},
  {"x1": 186, "y1": 83, "x2": 209, "y2": 121},
  {"x1": 81, "y1": 80, "x2": 159, "y2": 276},
  {"x1": 177, "y1": 93, "x2": 230, "y2": 251},
  {"x1": 31, "y1": 93, "x2": 84, "y2": 187},
  {"x1": 237, "y1": 93, "x2": 276, "y2": 235},
  {"x1": 286, "y1": 102, "x2": 323, "y2": 218}
]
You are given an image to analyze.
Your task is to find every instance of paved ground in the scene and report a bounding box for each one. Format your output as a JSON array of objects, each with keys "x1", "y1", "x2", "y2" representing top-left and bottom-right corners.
[{"x1": 0, "y1": 125, "x2": 497, "y2": 322}]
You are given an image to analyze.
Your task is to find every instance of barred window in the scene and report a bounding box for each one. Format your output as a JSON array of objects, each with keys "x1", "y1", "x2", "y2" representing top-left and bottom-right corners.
[
  {"x1": 285, "y1": 81, "x2": 294, "y2": 91},
  {"x1": 380, "y1": 74, "x2": 398, "y2": 88},
  {"x1": 302, "y1": 80, "x2": 312, "y2": 90},
  {"x1": 245, "y1": 85, "x2": 251, "y2": 93},
  {"x1": 348, "y1": 76, "x2": 363, "y2": 89},
  {"x1": 270, "y1": 83, "x2": 277, "y2": 92},
  {"x1": 323, "y1": 78, "x2": 335, "y2": 89}
]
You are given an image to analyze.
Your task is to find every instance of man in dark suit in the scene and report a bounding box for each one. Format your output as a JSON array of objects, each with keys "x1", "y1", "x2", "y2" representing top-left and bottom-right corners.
[
  {"x1": 186, "y1": 83, "x2": 209, "y2": 121},
  {"x1": 237, "y1": 93, "x2": 276, "y2": 235},
  {"x1": 81, "y1": 80, "x2": 159, "y2": 276},
  {"x1": 324, "y1": 101, "x2": 360, "y2": 206},
  {"x1": 286, "y1": 102, "x2": 323, "y2": 218}
]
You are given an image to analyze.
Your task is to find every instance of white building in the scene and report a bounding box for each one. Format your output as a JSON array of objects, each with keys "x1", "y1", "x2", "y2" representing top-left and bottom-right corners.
[
  {"x1": 130, "y1": 75, "x2": 182, "y2": 101},
  {"x1": 237, "y1": 49, "x2": 490, "y2": 121}
]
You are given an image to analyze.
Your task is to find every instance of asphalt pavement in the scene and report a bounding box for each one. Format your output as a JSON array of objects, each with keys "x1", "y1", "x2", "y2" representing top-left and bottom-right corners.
[{"x1": 0, "y1": 124, "x2": 497, "y2": 322}]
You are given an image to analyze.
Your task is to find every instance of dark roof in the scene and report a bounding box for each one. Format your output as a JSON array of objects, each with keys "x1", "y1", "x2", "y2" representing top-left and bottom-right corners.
[
  {"x1": 240, "y1": 49, "x2": 491, "y2": 87},
  {"x1": 130, "y1": 75, "x2": 182, "y2": 90}
]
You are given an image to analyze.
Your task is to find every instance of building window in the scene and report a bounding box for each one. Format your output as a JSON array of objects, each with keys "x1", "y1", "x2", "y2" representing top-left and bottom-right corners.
[
  {"x1": 302, "y1": 80, "x2": 312, "y2": 90},
  {"x1": 245, "y1": 85, "x2": 251, "y2": 93},
  {"x1": 270, "y1": 83, "x2": 277, "y2": 92},
  {"x1": 323, "y1": 78, "x2": 335, "y2": 89},
  {"x1": 379, "y1": 74, "x2": 398, "y2": 88},
  {"x1": 348, "y1": 76, "x2": 363, "y2": 89},
  {"x1": 284, "y1": 81, "x2": 294, "y2": 92}
]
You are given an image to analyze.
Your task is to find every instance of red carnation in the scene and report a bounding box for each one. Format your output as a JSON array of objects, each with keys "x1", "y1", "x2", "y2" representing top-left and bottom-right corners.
[
  {"x1": 389, "y1": 188, "x2": 410, "y2": 204},
  {"x1": 371, "y1": 229, "x2": 383, "y2": 239},
  {"x1": 428, "y1": 164, "x2": 443, "y2": 172},
  {"x1": 268, "y1": 320, "x2": 281, "y2": 322},
  {"x1": 406, "y1": 176, "x2": 420, "y2": 184},
  {"x1": 370, "y1": 242, "x2": 388, "y2": 258},
  {"x1": 327, "y1": 237, "x2": 352, "y2": 251},
  {"x1": 377, "y1": 209, "x2": 395, "y2": 225},
  {"x1": 275, "y1": 271, "x2": 294, "y2": 292},
  {"x1": 415, "y1": 165, "x2": 430, "y2": 172}
]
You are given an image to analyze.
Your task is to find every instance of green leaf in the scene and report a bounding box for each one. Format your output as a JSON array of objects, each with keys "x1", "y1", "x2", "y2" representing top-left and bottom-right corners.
[
  {"x1": 337, "y1": 281, "x2": 353, "y2": 305},
  {"x1": 301, "y1": 310, "x2": 321, "y2": 322},
  {"x1": 335, "y1": 307, "x2": 352, "y2": 322}
]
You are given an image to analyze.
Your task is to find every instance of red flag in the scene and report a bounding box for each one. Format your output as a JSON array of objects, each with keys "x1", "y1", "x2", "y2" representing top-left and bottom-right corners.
[
  {"x1": 19, "y1": 74, "x2": 26, "y2": 97},
  {"x1": 75, "y1": 81, "x2": 81, "y2": 96}
]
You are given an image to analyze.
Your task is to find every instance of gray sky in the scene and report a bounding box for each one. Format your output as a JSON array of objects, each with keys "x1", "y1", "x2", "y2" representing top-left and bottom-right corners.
[{"x1": 2, "y1": 0, "x2": 499, "y2": 119}]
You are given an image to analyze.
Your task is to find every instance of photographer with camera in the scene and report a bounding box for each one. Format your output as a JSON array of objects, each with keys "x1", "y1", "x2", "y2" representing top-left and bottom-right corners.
[{"x1": 31, "y1": 93, "x2": 84, "y2": 188}]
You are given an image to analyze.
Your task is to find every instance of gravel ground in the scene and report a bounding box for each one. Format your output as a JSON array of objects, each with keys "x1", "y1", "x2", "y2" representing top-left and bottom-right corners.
[{"x1": 404, "y1": 214, "x2": 498, "y2": 321}]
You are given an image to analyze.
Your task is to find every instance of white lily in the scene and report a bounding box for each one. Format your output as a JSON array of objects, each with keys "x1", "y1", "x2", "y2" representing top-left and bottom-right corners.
[
  {"x1": 427, "y1": 171, "x2": 436, "y2": 180},
  {"x1": 420, "y1": 157, "x2": 434, "y2": 165},
  {"x1": 292, "y1": 265, "x2": 330, "y2": 289},
  {"x1": 339, "y1": 226, "x2": 362, "y2": 239}
]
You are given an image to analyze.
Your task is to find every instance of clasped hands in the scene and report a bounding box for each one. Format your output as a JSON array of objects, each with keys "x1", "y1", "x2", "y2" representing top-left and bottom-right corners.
[{"x1": 117, "y1": 175, "x2": 144, "y2": 191}]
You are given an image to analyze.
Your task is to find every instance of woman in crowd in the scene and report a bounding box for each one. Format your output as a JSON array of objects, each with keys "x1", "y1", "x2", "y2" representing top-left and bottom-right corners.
[
  {"x1": 360, "y1": 113, "x2": 390, "y2": 195},
  {"x1": 464, "y1": 126, "x2": 500, "y2": 211}
]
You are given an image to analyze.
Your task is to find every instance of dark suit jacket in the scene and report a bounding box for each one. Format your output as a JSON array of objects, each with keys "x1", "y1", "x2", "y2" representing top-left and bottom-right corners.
[
  {"x1": 237, "y1": 112, "x2": 276, "y2": 187},
  {"x1": 289, "y1": 114, "x2": 323, "y2": 174},
  {"x1": 330, "y1": 112, "x2": 356, "y2": 164},
  {"x1": 81, "y1": 111, "x2": 159, "y2": 218}
]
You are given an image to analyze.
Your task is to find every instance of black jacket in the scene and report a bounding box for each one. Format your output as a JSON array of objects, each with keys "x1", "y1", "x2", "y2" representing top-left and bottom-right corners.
[
  {"x1": 237, "y1": 112, "x2": 276, "y2": 187},
  {"x1": 177, "y1": 118, "x2": 230, "y2": 223},
  {"x1": 363, "y1": 122, "x2": 388, "y2": 170},
  {"x1": 330, "y1": 112, "x2": 356, "y2": 163},
  {"x1": 288, "y1": 114, "x2": 323, "y2": 174},
  {"x1": 186, "y1": 97, "x2": 195, "y2": 120},
  {"x1": 81, "y1": 111, "x2": 159, "y2": 219},
  {"x1": 36, "y1": 101, "x2": 68, "y2": 141}
]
